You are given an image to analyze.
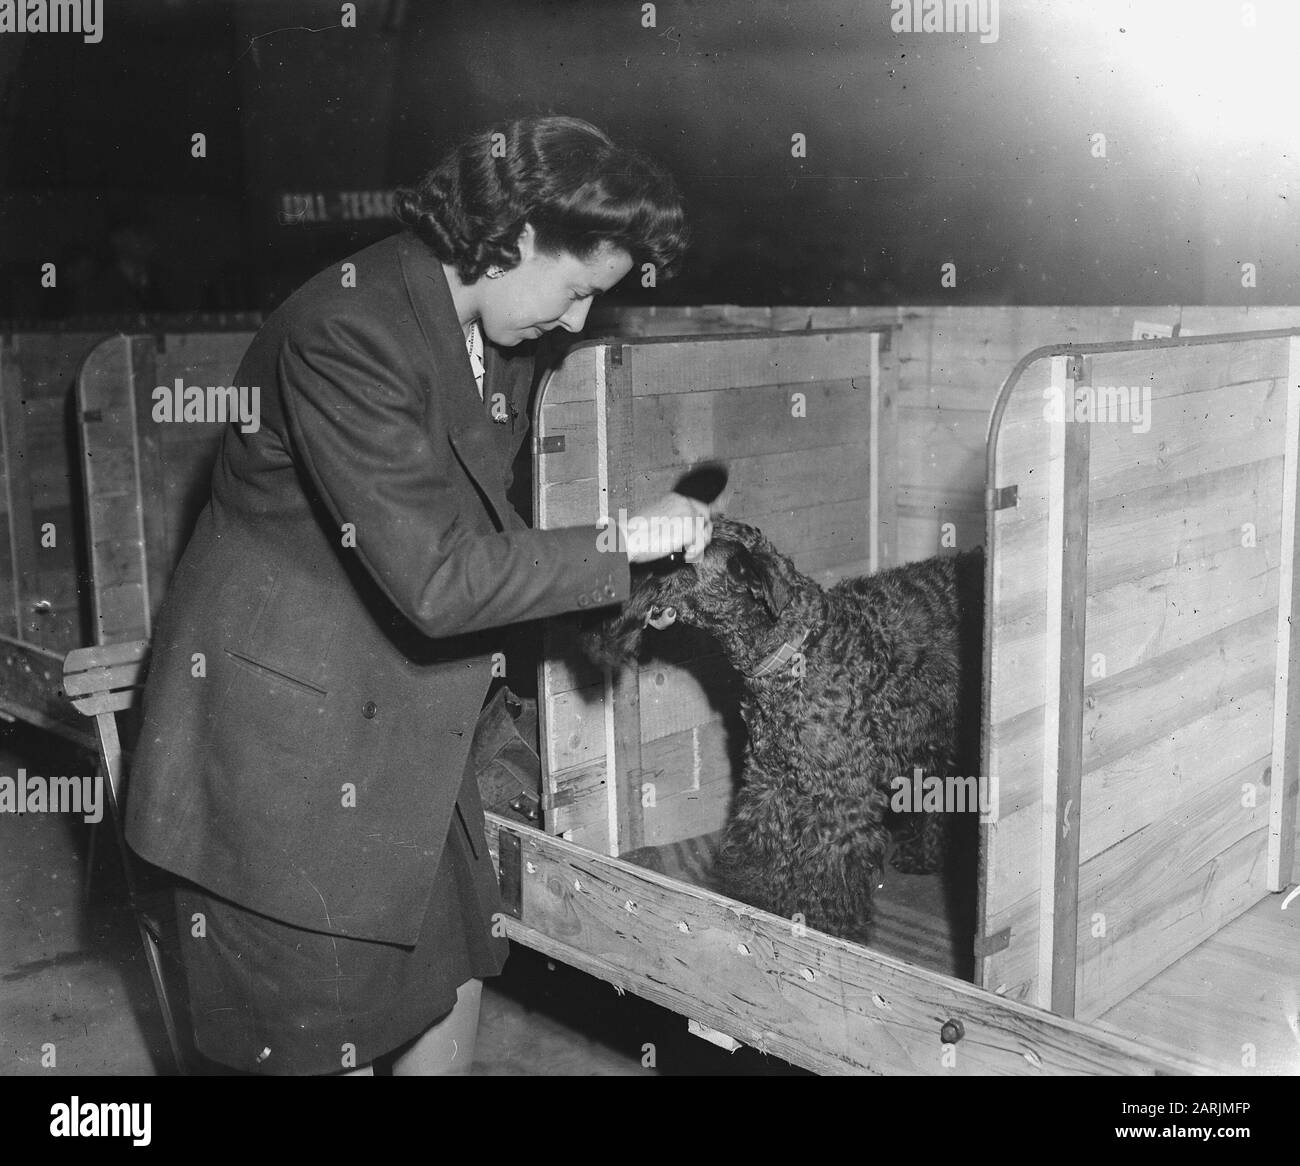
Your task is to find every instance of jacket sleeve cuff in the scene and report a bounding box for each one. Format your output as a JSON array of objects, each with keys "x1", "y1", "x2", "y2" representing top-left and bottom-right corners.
[{"x1": 556, "y1": 525, "x2": 631, "y2": 613}]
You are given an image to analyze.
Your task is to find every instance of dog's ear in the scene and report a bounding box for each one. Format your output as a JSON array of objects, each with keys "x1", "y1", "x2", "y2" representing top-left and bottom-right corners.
[
  {"x1": 580, "y1": 618, "x2": 644, "y2": 669},
  {"x1": 727, "y1": 545, "x2": 791, "y2": 618}
]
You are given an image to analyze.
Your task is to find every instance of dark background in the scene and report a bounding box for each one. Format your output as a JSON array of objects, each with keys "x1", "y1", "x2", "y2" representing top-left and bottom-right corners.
[{"x1": 1, "y1": 0, "x2": 1297, "y2": 317}]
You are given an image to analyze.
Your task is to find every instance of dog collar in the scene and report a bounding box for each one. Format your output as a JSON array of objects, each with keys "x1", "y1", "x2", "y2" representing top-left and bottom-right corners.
[{"x1": 747, "y1": 628, "x2": 811, "y2": 679}]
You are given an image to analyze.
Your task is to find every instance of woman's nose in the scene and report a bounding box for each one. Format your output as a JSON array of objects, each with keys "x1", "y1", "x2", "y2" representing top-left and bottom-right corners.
[{"x1": 556, "y1": 297, "x2": 593, "y2": 332}]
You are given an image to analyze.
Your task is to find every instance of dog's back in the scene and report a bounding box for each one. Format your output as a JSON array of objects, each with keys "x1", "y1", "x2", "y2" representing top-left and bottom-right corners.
[{"x1": 826, "y1": 548, "x2": 983, "y2": 737}]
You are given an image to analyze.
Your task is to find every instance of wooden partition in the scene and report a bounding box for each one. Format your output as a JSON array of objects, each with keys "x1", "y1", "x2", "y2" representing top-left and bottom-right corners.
[
  {"x1": 535, "y1": 329, "x2": 896, "y2": 854},
  {"x1": 0, "y1": 332, "x2": 116, "y2": 654},
  {"x1": 77, "y1": 334, "x2": 251, "y2": 645},
  {"x1": 980, "y1": 328, "x2": 1300, "y2": 1020},
  {"x1": 589, "y1": 305, "x2": 1300, "y2": 570}
]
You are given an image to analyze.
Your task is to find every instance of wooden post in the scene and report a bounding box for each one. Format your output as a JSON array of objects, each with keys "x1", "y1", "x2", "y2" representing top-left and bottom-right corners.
[
  {"x1": 1039, "y1": 354, "x2": 1090, "y2": 1016},
  {"x1": 602, "y1": 344, "x2": 645, "y2": 857},
  {"x1": 869, "y1": 331, "x2": 881, "y2": 575},
  {"x1": 0, "y1": 343, "x2": 40, "y2": 644},
  {"x1": 1269, "y1": 337, "x2": 1300, "y2": 890},
  {"x1": 77, "y1": 336, "x2": 152, "y2": 645}
]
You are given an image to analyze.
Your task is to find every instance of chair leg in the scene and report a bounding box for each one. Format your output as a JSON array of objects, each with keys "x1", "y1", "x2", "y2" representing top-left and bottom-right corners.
[
  {"x1": 135, "y1": 909, "x2": 187, "y2": 1075},
  {"x1": 94, "y1": 714, "x2": 189, "y2": 1074}
]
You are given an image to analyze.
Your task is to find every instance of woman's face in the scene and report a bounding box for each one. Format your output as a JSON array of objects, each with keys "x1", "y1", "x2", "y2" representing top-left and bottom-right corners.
[{"x1": 477, "y1": 224, "x2": 633, "y2": 346}]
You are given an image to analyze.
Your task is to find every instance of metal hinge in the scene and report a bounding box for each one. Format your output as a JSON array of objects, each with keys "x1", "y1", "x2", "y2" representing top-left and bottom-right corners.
[
  {"x1": 986, "y1": 484, "x2": 1019, "y2": 511},
  {"x1": 972, "y1": 926, "x2": 1012, "y2": 958},
  {"x1": 539, "y1": 435, "x2": 565, "y2": 454},
  {"x1": 497, "y1": 826, "x2": 522, "y2": 919}
]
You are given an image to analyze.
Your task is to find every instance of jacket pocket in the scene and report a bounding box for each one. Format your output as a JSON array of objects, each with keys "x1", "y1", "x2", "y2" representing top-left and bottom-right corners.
[{"x1": 223, "y1": 649, "x2": 329, "y2": 697}]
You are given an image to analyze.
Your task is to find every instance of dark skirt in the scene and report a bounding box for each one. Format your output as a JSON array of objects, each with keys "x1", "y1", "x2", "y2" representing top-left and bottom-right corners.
[{"x1": 173, "y1": 806, "x2": 509, "y2": 1076}]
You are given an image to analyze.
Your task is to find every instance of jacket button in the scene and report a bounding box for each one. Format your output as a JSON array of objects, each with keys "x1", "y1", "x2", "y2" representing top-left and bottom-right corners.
[
  {"x1": 362, "y1": 701, "x2": 378, "y2": 719},
  {"x1": 577, "y1": 595, "x2": 589, "y2": 608}
]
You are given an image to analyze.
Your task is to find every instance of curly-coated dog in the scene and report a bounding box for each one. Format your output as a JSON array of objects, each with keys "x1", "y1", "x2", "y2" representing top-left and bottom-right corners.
[{"x1": 583, "y1": 518, "x2": 983, "y2": 943}]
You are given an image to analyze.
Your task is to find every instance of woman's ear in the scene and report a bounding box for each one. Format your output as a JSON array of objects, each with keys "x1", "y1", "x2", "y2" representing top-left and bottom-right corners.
[
  {"x1": 515, "y1": 221, "x2": 538, "y2": 262},
  {"x1": 727, "y1": 546, "x2": 791, "y2": 618}
]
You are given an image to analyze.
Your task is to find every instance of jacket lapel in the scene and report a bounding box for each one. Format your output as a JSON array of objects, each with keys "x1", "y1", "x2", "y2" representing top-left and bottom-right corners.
[
  {"x1": 396, "y1": 231, "x2": 516, "y2": 530},
  {"x1": 483, "y1": 337, "x2": 535, "y2": 460}
]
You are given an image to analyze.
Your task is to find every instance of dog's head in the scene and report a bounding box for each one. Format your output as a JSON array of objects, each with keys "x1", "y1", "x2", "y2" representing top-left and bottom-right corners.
[{"x1": 582, "y1": 518, "x2": 807, "y2": 668}]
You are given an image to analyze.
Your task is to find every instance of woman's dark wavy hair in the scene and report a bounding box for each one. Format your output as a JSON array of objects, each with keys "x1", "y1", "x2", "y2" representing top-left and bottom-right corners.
[{"x1": 394, "y1": 116, "x2": 688, "y2": 284}]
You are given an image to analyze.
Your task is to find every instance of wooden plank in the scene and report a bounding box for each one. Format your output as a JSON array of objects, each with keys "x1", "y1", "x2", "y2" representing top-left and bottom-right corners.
[
  {"x1": 0, "y1": 347, "x2": 41, "y2": 644},
  {"x1": 484, "y1": 813, "x2": 1216, "y2": 1076},
  {"x1": 536, "y1": 345, "x2": 603, "y2": 839},
  {"x1": 131, "y1": 337, "x2": 168, "y2": 641},
  {"x1": 988, "y1": 607, "x2": 1277, "y2": 909},
  {"x1": 982, "y1": 330, "x2": 1300, "y2": 1019},
  {"x1": 895, "y1": 505, "x2": 983, "y2": 565},
  {"x1": 1083, "y1": 528, "x2": 1280, "y2": 681},
  {"x1": 874, "y1": 334, "x2": 900, "y2": 569},
  {"x1": 995, "y1": 456, "x2": 1283, "y2": 655},
  {"x1": 533, "y1": 399, "x2": 597, "y2": 491},
  {"x1": 548, "y1": 719, "x2": 737, "y2": 852},
  {"x1": 602, "y1": 345, "x2": 643, "y2": 857},
  {"x1": 625, "y1": 330, "x2": 874, "y2": 397},
  {"x1": 1042, "y1": 356, "x2": 1090, "y2": 1016},
  {"x1": 897, "y1": 406, "x2": 987, "y2": 480},
  {"x1": 1085, "y1": 337, "x2": 1290, "y2": 402},
  {"x1": 1081, "y1": 609, "x2": 1275, "y2": 777},
  {"x1": 996, "y1": 381, "x2": 1287, "y2": 522},
  {"x1": 536, "y1": 344, "x2": 605, "y2": 407},
  {"x1": 0, "y1": 635, "x2": 95, "y2": 747},
  {"x1": 869, "y1": 332, "x2": 882, "y2": 573},
  {"x1": 639, "y1": 774, "x2": 732, "y2": 848},
  {"x1": 631, "y1": 379, "x2": 874, "y2": 470},
  {"x1": 635, "y1": 442, "x2": 870, "y2": 517},
  {"x1": 546, "y1": 757, "x2": 611, "y2": 852},
  {"x1": 0, "y1": 343, "x2": 17, "y2": 639},
  {"x1": 78, "y1": 336, "x2": 151, "y2": 646},
  {"x1": 978, "y1": 354, "x2": 1053, "y2": 1002},
  {"x1": 541, "y1": 441, "x2": 875, "y2": 569},
  {"x1": 1269, "y1": 336, "x2": 1300, "y2": 889},
  {"x1": 65, "y1": 638, "x2": 150, "y2": 673},
  {"x1": 1076, "y1": 376, "x2": 1285, "y2": 504},
  {"x1": 1178, "y1": 305, "x2": 1300, "y2": 334},
  {"x1": 1099, "y1": 883, "x2": 1300, "y2": 1074},
  {"x1": 0, "y1": 331, "x2": 111, "y2": 645},
  {"x1": 998, "y1": 681, "x2": 1275, "y2": 909},
  {"x1": 1074, "y1": 764, "x2": 1271, "y2": 1020},
  {"x1": 588, "y1": 304, "x2": 778, "y2": 337},
  {"x1": 987, "y1": 753, "x2": 1274, "y2": 1022},
  {"x1": 61, "y1": 657, "x2": 146, "y2": 698}
]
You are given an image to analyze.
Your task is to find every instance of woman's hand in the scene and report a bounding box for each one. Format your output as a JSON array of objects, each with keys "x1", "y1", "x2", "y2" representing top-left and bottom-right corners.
[{"x1": 621, "y1": 493, "x2": 716, "y2": 564}]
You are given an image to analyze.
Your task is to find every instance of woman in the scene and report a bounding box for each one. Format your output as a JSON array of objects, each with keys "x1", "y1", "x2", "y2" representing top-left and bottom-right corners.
[{"x1": 124, "y1": 116, "x2": 710, "y2": 1075}]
